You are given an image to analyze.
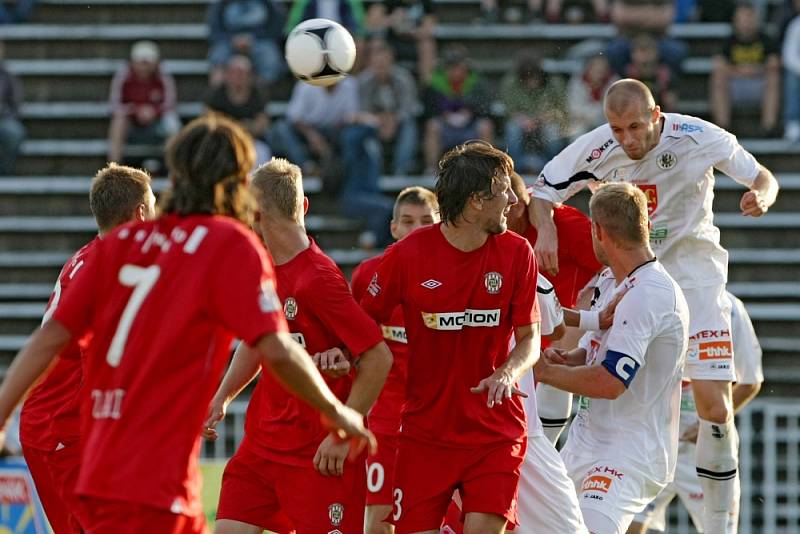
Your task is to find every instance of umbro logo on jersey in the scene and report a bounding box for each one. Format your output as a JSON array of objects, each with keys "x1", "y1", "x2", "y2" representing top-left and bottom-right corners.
[
  {"x1": 657, "y1": 151, "x2": 677, "y2": 170},
  {"x1": 421, "y1": 279, "x2": 442, "y2": 289}
]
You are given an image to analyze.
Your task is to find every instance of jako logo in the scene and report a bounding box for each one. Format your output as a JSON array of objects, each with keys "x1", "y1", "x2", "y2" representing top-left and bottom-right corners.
[
  {"x1": 699, "y1": 341, "x2": 732, "y2": 360},
  {"x1": 421, "y1": 309, "x2": 501, "y2": 330},
  {"x1": 582, "y1": 476, "x2": 612, "y2": 493}
]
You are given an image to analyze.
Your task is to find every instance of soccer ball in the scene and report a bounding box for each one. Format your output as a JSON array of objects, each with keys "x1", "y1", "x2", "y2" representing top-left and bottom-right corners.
[{"x1": 285, "y1": 18, "x2": 356, "y2": 87}]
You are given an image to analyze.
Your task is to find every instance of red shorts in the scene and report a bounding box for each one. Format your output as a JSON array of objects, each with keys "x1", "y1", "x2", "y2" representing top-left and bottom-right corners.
[
  {"x1": 217, "y1": 444, "x2": 366, "y2": 533},
  {"x1": 366, "y1": 432, "x2": 399, "y2": 506},
  {"x1": 23, "y1": 443, "x2": 82, "y2": 534},
  {"x1": 391, "y1": 437, "x2": 525, "y2": 533},
  {"x1": 78, "y1": 497, "x2": 207, "y2": 534}
]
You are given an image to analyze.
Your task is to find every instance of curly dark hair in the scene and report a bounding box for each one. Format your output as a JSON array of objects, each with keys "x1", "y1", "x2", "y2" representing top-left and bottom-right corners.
[
  {"x1": 160, "y1": 114, "x2": 256, "y2": 225},
  {"x1": 434, "y1": 141, "x2": 514, "y2": 225}
]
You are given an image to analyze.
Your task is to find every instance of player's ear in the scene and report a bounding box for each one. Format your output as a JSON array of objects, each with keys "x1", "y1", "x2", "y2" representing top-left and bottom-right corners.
[
  {"x1": 135, "y1": 203, "x2": 147, "y2": 223},
  {"x1": 390, "y1": 220, "x2": 400, "y2": 240},
  {"x1": 303, "y1": 196, "x2": 309, "y2": 215},
  {"x1": 651, "y1": 105, "x2": 661, "y2": 123}
]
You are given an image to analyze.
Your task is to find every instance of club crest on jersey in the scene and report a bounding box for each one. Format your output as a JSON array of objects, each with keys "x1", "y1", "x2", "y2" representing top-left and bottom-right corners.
[
  {"x1": 484, "y1": 272, "x2": 502, "y2": 294},
  {"x1": 656, "y1": 151, "x2": 677, "y2": 170},
  {"x1": 636, "y1": 184, "x2": 658, "y2": 215},
  {"x1": 328, "y1": 503, "x2": 344, "y2": 527},
  {"x1": 284, "y1": 297, "x2": 298, "y2": 320}
]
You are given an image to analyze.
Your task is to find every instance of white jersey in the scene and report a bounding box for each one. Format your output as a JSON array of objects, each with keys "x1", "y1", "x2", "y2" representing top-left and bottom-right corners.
[
  {"x1": 562, "y1": 262, "x2": 689, "y2": 485},
  {"x1": 679, "y1": 291, "x2": 764, "y2": 434},
  {"x1": 532, "y1": 113, "x2": 760, "y2": 289},
  {"x1": 518, "y1": 274, "x2": 564, "y2": 439}
]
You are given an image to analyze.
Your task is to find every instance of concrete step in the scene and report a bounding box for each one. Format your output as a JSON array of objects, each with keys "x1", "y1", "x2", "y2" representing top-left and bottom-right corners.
[
  {"x1": 746, "y1": 303, "x2": 800, "y2": 338},
  {"x1": 717, "y1": 213, "x2": 800, "y2": 249}
]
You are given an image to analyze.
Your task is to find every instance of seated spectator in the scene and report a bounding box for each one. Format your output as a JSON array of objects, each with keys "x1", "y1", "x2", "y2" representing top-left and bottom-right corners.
[
  {"x1": 782, "y1": 7, "x2": 800, "y2": 141},
  {"x1": 0, "y1": 0, "x2": 35, "y2": 23},
  {"x1": 710, "y1": 2, "x2": 780, "y2": 136},
  {"x1": 206, "y1": 55, "x2": 272, "y2": 165},
  {"x1": 0, "y1": 41, "x2": 25, "y2": 175},
  {"x1": 207, "y1": 0, "x2": 286, "y2": 86},
  {"x1": 567, "y1": 54, "x2": 618, "y2": 138},
  {"x1": 605, "y1": 0, "x2": 688, "y2": 77},
  {"x1": 422, "y1": 45, "x2": 493, "y2": 173},
  {"x1": 358, "y1": 39, "x2": 420, "y2": 175},
  {"x1": 107, "y1": 41, "x2": 181, "y2": 165},
  {"x1": 285, "y1": 0, "x2": 365, "y2": 35},
  {"x1": 479, "y1": 0, "x2": 608, "y2": 23},
  {"x1": 270, "y1": 76, "x2": 391, "y2": 247},
  {"x1": 624, "y1": 33, "x2": 677, "y2": 111},
  {"x1": 366, "y1": 0, "x2": 437, "y2": 84},
  {"x1": 500, "y1": 49, "x2": 568, "y2": 173}
]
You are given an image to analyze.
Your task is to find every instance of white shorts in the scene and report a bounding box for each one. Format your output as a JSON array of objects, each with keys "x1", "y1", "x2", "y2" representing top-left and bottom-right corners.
[
  {"x1": 633, "y1": 441, "x2": 705, "y2": 532},
  {"x1": 515, "y1": 435, "x2": 588, "y2": 534},
  {"x1": 683, "y1": 285, "x2": 736, "y2": 382},
  {"x1": 562, "y1": 451, "x2": 666, "y2": 534}
]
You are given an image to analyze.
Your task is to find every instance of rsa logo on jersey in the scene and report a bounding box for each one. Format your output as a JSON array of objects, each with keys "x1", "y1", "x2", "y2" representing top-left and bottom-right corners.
[{"x1": 0, "y1": 460, "x2": 50, "y2": 533}]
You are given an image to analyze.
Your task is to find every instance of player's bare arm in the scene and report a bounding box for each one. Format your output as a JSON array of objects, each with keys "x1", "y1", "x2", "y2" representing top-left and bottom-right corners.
[
  {"x1": 256, "y1": 332, "x2": 377, "y2": 454},
  {"x1": 203, "y1": 342, "x2": 263, "y2": 441},
  {"x1": 563, "y1": 285, "x2": 628, "y2": 330},
  {"x1": 314, "y1": 341, "x2": 392, "y2": 477},
  {"x1": 471, "y1": 323, "x2": 540, "y2": 408},
  {"x1": 732, "y1": 381, "x2": 762, "y2": 412},
  {"x1": 529, "y1": 197, "x2": 559, "y2": 275},
  {"x1": 740, "y1": 164, "x2": 779, "y2": 217},
  {"x1": 535, "y1": 348, "x2": 628, "y2": 400},
  {"x1": 0, "y1": 321, "x2": 72, "y2": 443},
  {"x1": 542, "y1": 346, "x2": 588, "y2": 367}
]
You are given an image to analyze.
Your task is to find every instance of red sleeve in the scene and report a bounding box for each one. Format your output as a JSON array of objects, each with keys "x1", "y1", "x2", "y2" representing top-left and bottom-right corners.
[
  {"x1": 556, "y1": 206, "x2": 602, "y2": 274},
  {"x1": 350, "y1": 260, "x2": 370, "y2": 302},
  {"x1": 52, "y1": 241, "x2": 101, "y2": 340},
  {"x1": 210, "y1": 232, "x2": 288, "y2": 345},
  {"x1": 360, "y1": 242, "x2": 404, "y2": 324},
  {"x1": 511, "y1": 240, "x2": 541, "y2": 327},
  {"x1": 304, "y1": 265, "x2": 383, "y2": 356}
]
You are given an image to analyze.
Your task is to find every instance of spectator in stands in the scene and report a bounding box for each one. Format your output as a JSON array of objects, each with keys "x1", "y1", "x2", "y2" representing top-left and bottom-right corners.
[
  {"x1": 366, "y1": 0, "x2": 437, "y2": 84},
  {"x1": 285, "y1": 0, "x2": 366, "y2": 35},
  {"x1": 0, "y1": 41, "x2": 24, "y2": 175},
  {"x1": 0, "y1": 0, "x2": 35, "y2": 23},
  {"x1": 205, "y1": 54, "x2": 272, "y2": 165},
  {"x1": 782, "y1": 5, "x2": 800, "y2": 142},
  {"x1": 107, "y1": 41, "x2": 181, "y2": 165},
  {"x1": 624, "y1": 33, "x2": 677, "y2": 111},
  {"x1": 567, "y1": 54, "x2": 617, "y2": 138},
  {"x1": 500, "y1": 49, "x2": 568, "y2": 173},
  {"x1": 710, "y1": 2, "x2": 780, "y2": 136},
  {"x1": 358, "y1": 38, "x2": 420, "y2": 175},
  {"x1": 422, "y1": 45, "x2": 493, "y2": 174},
  {"x1": 605, "y1": 0, "x2": 688, "y2": 77},
  {"x1": 207, "y1": 0, "x2": 286, "y2": 86}
]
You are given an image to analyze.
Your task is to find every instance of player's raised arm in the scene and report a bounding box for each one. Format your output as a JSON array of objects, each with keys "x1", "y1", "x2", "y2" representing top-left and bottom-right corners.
[
  {"x1": 529, "y1": 197, "x2": 560, "y2": 275},
  {"x1": 0, "y1": 321, "x2": 72, "y2": 439}
]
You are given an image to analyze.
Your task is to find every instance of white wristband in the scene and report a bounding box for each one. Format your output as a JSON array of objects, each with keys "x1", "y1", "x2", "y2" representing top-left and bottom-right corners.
[{"x1": 579, "y1": 310, "x2": 600, "y2": 331}]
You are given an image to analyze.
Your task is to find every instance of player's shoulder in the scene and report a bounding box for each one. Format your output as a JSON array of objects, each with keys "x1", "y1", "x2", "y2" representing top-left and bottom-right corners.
[
  {"x1": 392, "y1": 223, "x2": 439, "y2": 253},
  {"x1": 296, "y1": 240, "x2": 348, "y2": 285},
  {"x1": 661, "y1": 113, "x2": 731, "y2": 146},
  {"x1": 627, "y1": 262, "x2": 684, "y2": 310}
]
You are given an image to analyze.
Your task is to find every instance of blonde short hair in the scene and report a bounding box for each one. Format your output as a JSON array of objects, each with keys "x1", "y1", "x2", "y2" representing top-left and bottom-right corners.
[
  {"x1": 250, "y1": 158, "x2": 304, "y2": 222},
  {"x1": 589, "y1": 182, "x2": 649, "y2": 247}
]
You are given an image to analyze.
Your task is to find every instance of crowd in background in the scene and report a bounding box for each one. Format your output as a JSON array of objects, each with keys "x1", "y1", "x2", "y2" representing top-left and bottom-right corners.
[{"x1": 1, "y1": 0, "x2": 799, "y2": 242}]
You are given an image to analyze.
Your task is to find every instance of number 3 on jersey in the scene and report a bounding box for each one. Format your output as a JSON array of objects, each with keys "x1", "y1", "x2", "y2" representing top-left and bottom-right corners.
[{"x1": 107, "y1": 264, "x2": 161, "y2": 367}]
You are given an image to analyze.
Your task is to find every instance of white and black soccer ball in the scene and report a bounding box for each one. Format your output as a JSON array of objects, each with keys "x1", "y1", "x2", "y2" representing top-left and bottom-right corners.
[{"x1": 285, "y1": 18, "x2": 356, "y2": 87}]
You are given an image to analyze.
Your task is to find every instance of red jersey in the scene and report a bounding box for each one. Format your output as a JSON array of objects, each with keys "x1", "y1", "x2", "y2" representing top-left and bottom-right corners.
[
  {"x1": 361, "y1": 224, "x2": 540, "y2": 447},
  {"x1": 53, "y1": 214, "x2": 287, "y2": 515},
  {"x1": 20, "y1": 238, "x2": 98, "y2": 451},
  {"x1": 523, "y1": 204, "x2": 601, "y2": 308},
  {"x1": 243, "y1": 240, "x2": 383, "y2": 466},
  {"x1": 351, "y1": 253, "x2": 408, "y2": 435}
]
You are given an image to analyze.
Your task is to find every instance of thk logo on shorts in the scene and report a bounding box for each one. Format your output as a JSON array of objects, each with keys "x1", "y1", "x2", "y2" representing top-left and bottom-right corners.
[
  {"x1": 328, "y1": 503, "x2": 344, "y2": 527},
  {"x1": 698, "y1": 341, "x2": 732, "y2": 360},
  {"x1": 582, "y1": 475, "x2": 612, "y2": 493}
]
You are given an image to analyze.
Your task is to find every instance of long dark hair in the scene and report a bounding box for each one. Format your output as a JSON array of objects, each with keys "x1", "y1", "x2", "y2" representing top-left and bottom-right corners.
[{"x1": 160, "y1": 114, "x2": 256, "y2": 225}]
